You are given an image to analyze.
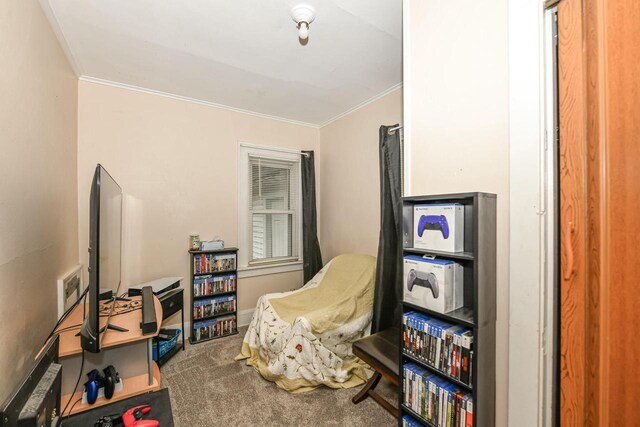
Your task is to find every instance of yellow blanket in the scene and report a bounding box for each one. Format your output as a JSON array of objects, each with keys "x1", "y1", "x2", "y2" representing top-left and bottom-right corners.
[
  {"x1": 270, "y1": 254, "x2": 376, "y2": 332},
  {"x1": 236, "y1": 254, "x2": 377, "y2": 392}
]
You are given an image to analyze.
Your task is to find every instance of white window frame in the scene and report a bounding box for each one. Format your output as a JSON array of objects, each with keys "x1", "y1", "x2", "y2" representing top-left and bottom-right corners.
[{"x1": 237, "y1": 142, "x2": 303, "y2": 278}]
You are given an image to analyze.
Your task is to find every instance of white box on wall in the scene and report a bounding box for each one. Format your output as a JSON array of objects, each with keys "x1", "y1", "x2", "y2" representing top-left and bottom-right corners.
[
  {"x1": 403, "y1": 255, "x2": 463, "y2": 314},
  {"x1": 413, "y1": 203, "x2": 465, "y2": 252},
  {"x1": 57, "y1": 265, "x2": 83, "y2": 318}
]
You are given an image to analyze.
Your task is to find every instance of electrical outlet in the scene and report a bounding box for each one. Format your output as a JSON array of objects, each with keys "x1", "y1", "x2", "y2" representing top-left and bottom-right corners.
[
  {"x1": 65, "y1": 275, "x2": 80, "y2": 299},
  {"x1": 57, "y1": 265, "x2": 83, "y2": 317}
]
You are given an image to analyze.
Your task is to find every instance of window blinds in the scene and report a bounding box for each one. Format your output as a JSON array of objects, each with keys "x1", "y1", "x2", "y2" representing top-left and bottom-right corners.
[{"x1": 248, "y1": 155, "x2": 300, "y2": 265}]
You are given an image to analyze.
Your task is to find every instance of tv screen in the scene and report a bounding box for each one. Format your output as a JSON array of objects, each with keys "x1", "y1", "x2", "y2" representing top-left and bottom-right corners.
[
  {"x1": 80, "y1": 164, "x2": 122, "y2": 353},
  {"x1": 97, "y1": 165, "x2": 122, "y2": 298}
]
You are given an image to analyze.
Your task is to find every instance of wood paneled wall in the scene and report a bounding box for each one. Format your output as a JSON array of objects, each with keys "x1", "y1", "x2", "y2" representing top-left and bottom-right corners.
[
  {"x1": 558, "y1": 0, "x2": 588, "y2": 424},
  {"x1": 603, "y1": 0, "x2": 640, "y2": 422},
  {"x1": 559, "y1": 0, "x2": 640, "y2": 424}
]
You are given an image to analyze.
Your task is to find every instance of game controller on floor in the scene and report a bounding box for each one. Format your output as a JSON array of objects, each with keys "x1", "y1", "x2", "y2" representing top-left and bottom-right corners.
[
  {"x1": 94, "y1": 405, "x2": 159, "y2": 427},
  {"x1": 406, "y1": 269, "x2": 439, "y2": 299},
  {"x1": 417, "y1": 215, "x2": 450, "y2": 239},
  {"x1": 122, "y1": 405, "x2": 159, "y2": 427}
]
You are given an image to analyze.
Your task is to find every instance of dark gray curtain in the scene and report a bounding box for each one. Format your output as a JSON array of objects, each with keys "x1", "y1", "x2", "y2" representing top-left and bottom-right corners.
[
  {"x1": 301, "y1": 150, "x2": 323, "y2": 283},
  {"x1": 371, "y1": 125, "x2": 402, "y2": 333}
]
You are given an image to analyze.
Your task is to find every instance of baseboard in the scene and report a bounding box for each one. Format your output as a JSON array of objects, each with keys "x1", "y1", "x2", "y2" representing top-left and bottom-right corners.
[{"x1": 237, "y1": 308, "x2": 255, "y2": 327}]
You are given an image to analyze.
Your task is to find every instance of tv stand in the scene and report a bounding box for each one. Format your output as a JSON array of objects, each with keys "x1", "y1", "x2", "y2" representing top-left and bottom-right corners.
[
  {"x1": 54, "y1": 295, "x2": 162, "y2": 416},
  {"x1": 102, "y1": 323, "x2": 129, "y2": 333},
  {"x1": 74, "y1": 322, "x2": 130, "y2": 337}
]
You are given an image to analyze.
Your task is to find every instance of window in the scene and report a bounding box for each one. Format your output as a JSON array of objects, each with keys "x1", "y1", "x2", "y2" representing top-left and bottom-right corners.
[{"x1": 238, "y1": 144, "x2": 302, "y2": 276}]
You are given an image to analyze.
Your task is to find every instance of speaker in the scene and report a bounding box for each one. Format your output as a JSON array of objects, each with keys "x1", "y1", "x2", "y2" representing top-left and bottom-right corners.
[{"x1": 140, "y1": 286, "x2": 158, "y2": 335}]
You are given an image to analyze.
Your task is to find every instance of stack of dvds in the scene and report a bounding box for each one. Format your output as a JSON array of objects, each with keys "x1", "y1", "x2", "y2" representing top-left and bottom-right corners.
[
  {"x1": 401, "y1": 415, "x2": 422, "y2": 427},
  {"x1": 193, "y1": 295, "x2": 236, "y2": 320},
  {"x1": 193, "y1": 315, "x2": 237, "y2": 341},
  {"x1": 193, "y1": 274, "x2": 237, "y2": 297},
  {"x1": 403, "y1": 312, "x2": 473, "y2": 386},
  {"x1": 404, "y1": 363, "x2": 473, "y2": 427},
  {"x1": 193, "y1": 253, "x2": 236, "y2": 274}
]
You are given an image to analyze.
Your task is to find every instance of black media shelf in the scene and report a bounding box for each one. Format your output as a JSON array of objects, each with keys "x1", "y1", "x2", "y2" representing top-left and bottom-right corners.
[
  {"x1": 402, "y1": 302, "x2": 475, "y2": 328},
  {"x1": 193, "y1": 270, "x2": 236, "y2": 277},
  {"x1": 402, "y1": 352, "x2": 473, "y2": 392},
  {"x1": 189, "y1": 248, "x2": 239, "y2": 345},
  {"x1": 190, "y1": 330, "x2": 239, "y2": 345},
  {"x1": 188, "y1": 248, "x2": 240, "y2": 255},
  {"x1": 399, "y1": 193, "x2": 496, "y2": 427},
  {"x1": 192, "y1": 290, "x2": 236, "y2": 300},
  {"x1": 193, "y1": 310, "x2": 237, "y2": 322},
  {"x1": 401, "y1": 405, "x2": 435, "y2": 427},
  {"x1": 402, "y1": 247, "x2": 475, "y2": 261}
]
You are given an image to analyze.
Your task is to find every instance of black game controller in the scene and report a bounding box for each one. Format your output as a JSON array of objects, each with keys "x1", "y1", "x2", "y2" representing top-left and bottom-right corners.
[
  {"x1": 103, "y1": 365, "x2": 119, "y2": 399},
  {"x1": 94, "y1": 413, "x2": 122, "y2": 427},
  {"x1": 406, "y1": 269, "x2": 439, "y2": 299}
]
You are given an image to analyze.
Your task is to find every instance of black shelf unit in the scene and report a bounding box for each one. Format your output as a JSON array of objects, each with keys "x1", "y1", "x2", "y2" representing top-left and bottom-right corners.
[
  {"x1": 402, "y1": 405, "x2": 435, "y2": 427},
  {"x1": 193, "y1": 310, "x2": 237, "y2": 322},
  {"x1": 398, "y1": 193, "x2": 496, "y2": 427},
  {"x1": 192, "y1": 290, "x2": 236, "y2": 299},
  {"x1": 402, "y1": 351, "x2": 473, "y2": 392},
  {"x1": 188, "y1": 247, "x2": 239, "y2": 344},
  {"x1": 193, "y1": 270, "x2": 236, "y2": 277},
  {"x1": 155, "y1": 286, "x2": 186, "y2": 367}
]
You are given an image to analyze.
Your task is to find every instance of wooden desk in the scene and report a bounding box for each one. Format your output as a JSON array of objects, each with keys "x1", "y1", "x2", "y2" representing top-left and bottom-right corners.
[
  {"x1": 57, "y1": 296, "x2": 162, "y2": 357},
  {"x1": 55, "y1": 296, "x2": 163, "y2": 415}
]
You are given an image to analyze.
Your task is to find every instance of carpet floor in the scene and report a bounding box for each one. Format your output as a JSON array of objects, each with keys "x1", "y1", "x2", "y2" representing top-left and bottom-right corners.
[{"x1": 160, "y1": 327, "x2": 397, "y2": 426}]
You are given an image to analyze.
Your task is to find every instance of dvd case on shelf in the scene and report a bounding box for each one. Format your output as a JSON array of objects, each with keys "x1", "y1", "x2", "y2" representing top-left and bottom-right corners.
[
  {"x1": 193, "y1": 253, "x2": 236, "y2": 275},
  {"x1": 402, "y1": 415, "x2": 423, "y2": 427},
  {"x1": 193, "y1": 274, "x2": 237, "y2": 297},
  {"x1": 403, "y1": 363, "x2": 473, "y2": 427},
  {"x1": 193, "y1": 295, "x2": 237, "y2": 320},
  {"x1": 193, "y1": 315, "x2": 237, "y2": 341},
  {"x1": 402, "y1": 312, "x2": 473, "y2": 386}
]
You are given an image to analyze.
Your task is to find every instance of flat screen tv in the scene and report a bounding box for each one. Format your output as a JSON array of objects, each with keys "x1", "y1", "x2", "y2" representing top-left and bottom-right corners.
[{"x1": 80, "y1": 164, "x2": 124, "y2": 353}]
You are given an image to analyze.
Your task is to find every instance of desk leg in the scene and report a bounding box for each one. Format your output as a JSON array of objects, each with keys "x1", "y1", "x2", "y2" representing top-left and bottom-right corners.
[{"x1": 147, "y1": 338, "x2": 153, "y2": 386}]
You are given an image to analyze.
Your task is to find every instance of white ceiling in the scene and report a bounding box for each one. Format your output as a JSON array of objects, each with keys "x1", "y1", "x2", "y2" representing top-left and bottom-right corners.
[{"x1": 44, "y1": 0, "x2": 402, "y2": 126}]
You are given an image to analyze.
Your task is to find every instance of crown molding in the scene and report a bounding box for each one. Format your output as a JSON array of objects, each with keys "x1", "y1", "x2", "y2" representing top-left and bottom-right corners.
[
  {"x1": 78, "y1": 76, "x2": 403, "y2": 130},
  {"x1": 318, "y1": 82, "x2": 403, "y2": 127},
  {"x1": 79, "y1": 76, "x2": 322, "y2": 129},
  {"x1": 39, "y1": 0, "x2": 83, "y2": 77}
]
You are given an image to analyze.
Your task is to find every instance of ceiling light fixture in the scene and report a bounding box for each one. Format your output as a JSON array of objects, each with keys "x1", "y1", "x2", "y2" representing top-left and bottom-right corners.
[{"x1": 291, "y1": 4, "x2": 315, "y2": 41}]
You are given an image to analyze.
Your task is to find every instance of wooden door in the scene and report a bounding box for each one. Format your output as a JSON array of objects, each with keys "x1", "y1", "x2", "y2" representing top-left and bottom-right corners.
[{"x1": 558, "y1": 0, "x2": 640, "y2": 424}]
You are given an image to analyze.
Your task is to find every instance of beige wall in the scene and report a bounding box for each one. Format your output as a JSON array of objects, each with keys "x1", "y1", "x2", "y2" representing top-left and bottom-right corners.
[
  {"x1": 406, "y1": 1, "x2": 510, "y2": 425},
  {"x1": 0, "y1": 1, "x2": 78, "y2": 403},
  {"x1": 319, "y1": 89, "x2": 403, "y2": 261},
  {"x1": 77, "y1": 81, "x2": 320, "y2": 318}
]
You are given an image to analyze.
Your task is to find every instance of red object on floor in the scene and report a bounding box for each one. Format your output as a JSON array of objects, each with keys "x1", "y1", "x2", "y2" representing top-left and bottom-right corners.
[{"x1": 122, "y1": 405, "x2": 159, "y2": 427}]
